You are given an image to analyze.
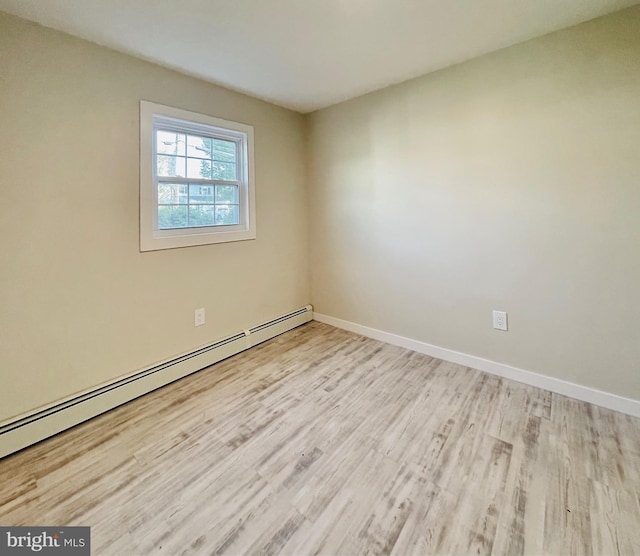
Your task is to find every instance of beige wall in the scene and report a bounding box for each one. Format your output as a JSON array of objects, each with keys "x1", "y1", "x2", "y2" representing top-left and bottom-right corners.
[
  {"x1": 308, "y1": 7, "x2": 640, "y2": 400},
  {"x1": 0, "y1": 12, "x2": 309, "y2": 422}
]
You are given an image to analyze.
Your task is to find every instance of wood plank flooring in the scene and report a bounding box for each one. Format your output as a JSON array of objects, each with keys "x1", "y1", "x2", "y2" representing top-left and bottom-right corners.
[{"x1": 1, "y1": 321, "x2": 639, "y2": 555}]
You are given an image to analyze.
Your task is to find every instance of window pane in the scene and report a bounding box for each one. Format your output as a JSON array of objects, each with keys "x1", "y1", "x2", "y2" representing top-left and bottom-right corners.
[
  {"x1": 158, "y1": 205, "x2": 188, "y2": 229},
  {"x1": 215, "y1": 205, "x2": 239, "y2": 225},
  {"x1": 189, "y1": 185, "x2": 214, "y2": 204},
  {"x1": 189, "y1": 205, "x2": 215, "y2": 227},
  {"x1": 187, "y1": 157, "x2": 213, "y2": 179},
  {"x1": 157, "y1": 155, "x2": 186, "y2": 177},
  {"x1": 158, "y1": 183, "x2": 188, "y2": 204},
  {"x1": 212, "y1": 139, "x2": 237, "y2": 163},
  {"x1": 156, "y1": 131, "x2": 185, "y2": 156},
  {"x1": 215, "y1": 185, "x2": 239, "y2": 204},
  {"x1": 212, "y1": 161, "x2": 236, "y2": 180},
  {"x1": 186, "y1": 135, "x2": 212, "y2": 158}
]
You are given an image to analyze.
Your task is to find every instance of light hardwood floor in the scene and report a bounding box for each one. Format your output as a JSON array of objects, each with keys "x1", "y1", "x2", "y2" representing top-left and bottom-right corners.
[{"x1": 1, "y1": 322, "x2": 640, "y2": 555}]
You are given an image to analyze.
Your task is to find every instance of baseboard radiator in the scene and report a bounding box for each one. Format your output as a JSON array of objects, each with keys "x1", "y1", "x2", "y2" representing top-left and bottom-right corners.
[{"x1": 0, "y1": 305, "x2": 313, "y2": 459}]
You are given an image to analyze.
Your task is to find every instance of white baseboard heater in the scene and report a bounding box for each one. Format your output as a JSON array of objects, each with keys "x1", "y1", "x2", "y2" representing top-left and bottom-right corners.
[{"x1": 0, "y1": 305, "x2": 313, "y2": 459}]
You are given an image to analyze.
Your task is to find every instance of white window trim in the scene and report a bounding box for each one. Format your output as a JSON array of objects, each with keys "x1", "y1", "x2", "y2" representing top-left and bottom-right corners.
[{"x1": 140, "y1": 100, "x2": 256, "y2": 251}]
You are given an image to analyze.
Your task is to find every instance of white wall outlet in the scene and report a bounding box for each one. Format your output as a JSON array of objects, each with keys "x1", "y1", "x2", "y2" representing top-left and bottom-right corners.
[
  {"x1": 493, "y1": 310, "x2": 508, "y2": 331},
  {"x1": 194, "y1": 308, "x2": 205, "y2": 327}
]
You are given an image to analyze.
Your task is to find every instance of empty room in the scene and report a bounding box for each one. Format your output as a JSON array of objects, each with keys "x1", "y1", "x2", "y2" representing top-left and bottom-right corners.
[{"x1": 1, "y1": 1, "x2": 639, "y2": 554}]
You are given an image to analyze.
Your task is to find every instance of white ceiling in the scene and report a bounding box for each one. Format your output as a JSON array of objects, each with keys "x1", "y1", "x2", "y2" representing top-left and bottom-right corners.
[{"x1": 0, "y1": 0, "x2": 638, "y2": 112}]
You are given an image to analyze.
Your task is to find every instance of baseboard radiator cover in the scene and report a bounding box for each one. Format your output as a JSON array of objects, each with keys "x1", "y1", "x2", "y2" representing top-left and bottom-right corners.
[{"x1": 0, "y1": 305, "x2": 313, "y2": 459}]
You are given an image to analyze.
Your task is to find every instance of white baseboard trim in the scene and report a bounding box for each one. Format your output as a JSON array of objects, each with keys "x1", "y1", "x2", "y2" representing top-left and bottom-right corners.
[
  {"x1": 313, "y1": 312, "x2": 640, "y2": 419},
  {"x1": 0, "y1": 306, "x2": 313, "y2": 459}
]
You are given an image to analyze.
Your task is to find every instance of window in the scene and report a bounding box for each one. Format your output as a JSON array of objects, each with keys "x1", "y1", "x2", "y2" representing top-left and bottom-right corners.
[{"x1": 140, "y1": 101, "x2": 255, "y2": 251}]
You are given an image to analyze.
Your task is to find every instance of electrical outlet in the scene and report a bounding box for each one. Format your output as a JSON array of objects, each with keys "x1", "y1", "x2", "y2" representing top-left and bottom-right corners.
[
  {"x1": 493, "y1": 310, "x2": 508, "y2": 331},
  {"x1": 194, "y1": 308, "x2": 205, "y2": 327}
]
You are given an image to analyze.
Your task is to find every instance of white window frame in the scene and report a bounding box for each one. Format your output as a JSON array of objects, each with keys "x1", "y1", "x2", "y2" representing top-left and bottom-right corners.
[{"x1": 140, "y1": 101, "x2": 256, "y2": 251}]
